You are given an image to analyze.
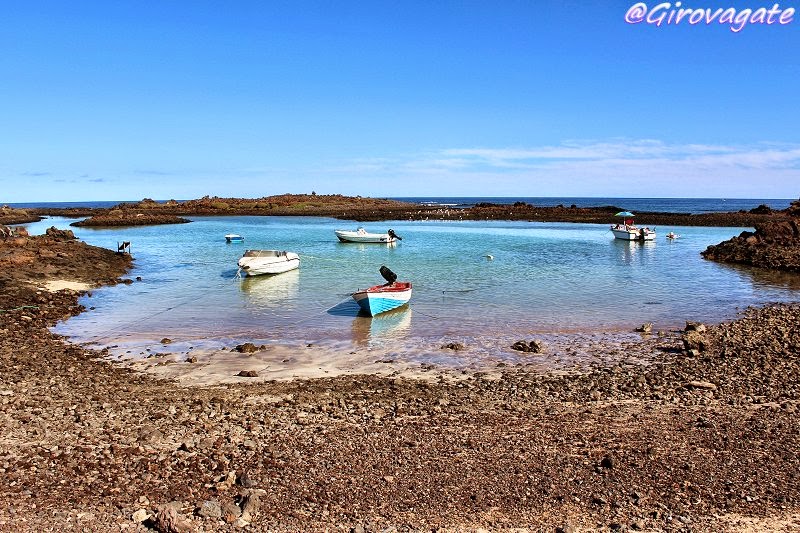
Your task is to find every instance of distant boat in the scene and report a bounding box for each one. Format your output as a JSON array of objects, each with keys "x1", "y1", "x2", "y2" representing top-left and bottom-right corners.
[
  {"x1": 666, "y1": 232, "x2": 679, "y2": 240},
  {"x1": 610, "y1": 212, "x2": 655, "y2": 241},
  {"x1": 351, "y1": 266, "x2": 412, "y2": 316},
  {"x1": 225, "y1": 234, "x2": 244, "y2": 243},
  {"x1": 335, "y1": 227, "x2": 401, "y2": 243},
  {"x1": 237, "y1": 250, "x2": 299, "y2": 276}
]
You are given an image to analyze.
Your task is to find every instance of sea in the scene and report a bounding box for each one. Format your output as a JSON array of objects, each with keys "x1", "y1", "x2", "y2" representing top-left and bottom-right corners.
[{"x1": 15, "y1": 197, "x2": 800, "y2": 366}]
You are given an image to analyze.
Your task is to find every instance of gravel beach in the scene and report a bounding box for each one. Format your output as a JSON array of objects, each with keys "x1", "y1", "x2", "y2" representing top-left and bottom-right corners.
[{"x1": 2, "y1": 230, "x2": 800, "y2": 532}]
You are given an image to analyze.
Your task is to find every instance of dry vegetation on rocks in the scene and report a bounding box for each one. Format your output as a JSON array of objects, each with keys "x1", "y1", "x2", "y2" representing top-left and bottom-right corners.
[{"x1": 1, "y1": 233, "x2": 800, "y2": 531}]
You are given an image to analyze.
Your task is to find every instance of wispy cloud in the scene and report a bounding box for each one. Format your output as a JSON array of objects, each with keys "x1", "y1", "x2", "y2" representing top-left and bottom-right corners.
[
  {"x1": 319, "y1": 140, "x2": 800, "y2": 197},
  {"x1": 22, "y1": 171, "x2": 52, "y2": 177},
  {"x1": 134, "y1": 169, "x2": 172, "y2": 176}
]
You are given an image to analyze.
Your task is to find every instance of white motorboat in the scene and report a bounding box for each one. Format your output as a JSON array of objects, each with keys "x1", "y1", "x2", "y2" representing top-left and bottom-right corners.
[
  {"x1": 610, "y1": 211, "x2": 655, "y2": 241},
  {"x1": 225, "y1": 234, "x2": 244, "y2": 243},
  {"x1": 610, "y1": 224, "x2": 656, "y2": 241},
  {"x1": 237, "y1": 250, "x2": 300, "y2": 276},
  {"x1": 335, "y1": 227, "x2": 401, "y2": 243}
]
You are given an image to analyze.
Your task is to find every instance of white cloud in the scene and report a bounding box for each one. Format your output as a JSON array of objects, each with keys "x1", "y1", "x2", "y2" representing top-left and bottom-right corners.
[{"x1": 316, "y1": 140, "x2": 800, "y2": 197}]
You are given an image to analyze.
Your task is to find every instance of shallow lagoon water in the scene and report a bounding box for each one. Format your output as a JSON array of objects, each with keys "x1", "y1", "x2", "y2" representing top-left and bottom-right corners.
[{"x1": 25, "y1": 215, "x2": 800, "y2": 359}]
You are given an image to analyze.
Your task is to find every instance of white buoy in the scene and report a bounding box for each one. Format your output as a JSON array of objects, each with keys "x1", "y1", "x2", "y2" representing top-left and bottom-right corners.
[{"x1": 485, "y1": 254, "x2": 494, "y2": 260}]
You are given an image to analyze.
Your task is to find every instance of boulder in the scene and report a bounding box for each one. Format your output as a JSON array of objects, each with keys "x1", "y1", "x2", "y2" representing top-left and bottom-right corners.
[{"x1": 45, "y1": 226, "x2": 75, "y2": 241}]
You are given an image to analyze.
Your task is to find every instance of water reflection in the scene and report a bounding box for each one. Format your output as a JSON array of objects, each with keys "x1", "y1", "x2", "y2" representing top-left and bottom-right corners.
[
  {"x1": 238, "y1": 269, "x2": 300, "y2": 307},
  {"x1": 717, "y1": 262, "x2": 800, "y2": 291},
  {"x1": 337, "y1": 241, "x2": 398, "y2": 252},
  {"x1": 351, "y1": 308, "x2": 412, "y2": 347},
  {"x1": 613, "y1": 239, "x2": 656, "y2": 265}
]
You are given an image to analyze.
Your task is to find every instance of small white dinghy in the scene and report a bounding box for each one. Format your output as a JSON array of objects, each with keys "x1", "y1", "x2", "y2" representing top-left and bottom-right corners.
[
  {"x1": 335, "y1": 227, "x2": 401, "y2": 243},
  {"x1": 237, "y1": 250, "x2": 300, "y2": 276},
  {"x1": 351, "y1": 266, "x2": 412, "y2": 316}
]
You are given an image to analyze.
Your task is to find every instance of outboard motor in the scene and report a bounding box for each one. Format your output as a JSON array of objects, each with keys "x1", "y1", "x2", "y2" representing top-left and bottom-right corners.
[
  {"x1": 379, "y1": 265, "x2": 398, "y2": 285},
  {"x1": 387, "y1": 229, "x2": 402, "y2": 241}
]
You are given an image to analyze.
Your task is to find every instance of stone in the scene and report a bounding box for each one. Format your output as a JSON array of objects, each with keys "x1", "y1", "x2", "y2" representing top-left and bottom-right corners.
[
  {"x1": 160, "y1": 338, "x2": 172, "y2": 344},
  {"x1": 131, "y1": 509, "x2": 149, "y2": 522},
  {"x1": 221, "y1": 501, "x2": 242, "y2": 523},
  {"x1": 45, "y1": 226, "x2": 75, "y2": 241},
  {"x1": 197, "y1": 500, "x2": 222, "y2": 519},
  {"x1": 234, "y1": 343, "x2": 258, "y2": 353},
  {"x1": 240, "y1": 493, "x2": 261, "y2": 521},
  {"x1": 154, "y1": 504, "x2": 193, "y2": 533},
  {"x1": 237, "y1": 370, "x2": 258, "y2": 378},
  {"x1": 238, "y1": 471, "x2": 257, "y2": 488},
  {"x1": 686, "y1": 380, "x2": 717, "y2": 391},
  {"x1": 441, "y1": 342, "x2": 465, "y2": 351},
  {"x1": 511, "y1": 340, "x2": 545, "y2": 353},
  {"x1": 635, "y1": 322, "x2": 653, "y2": 334}
]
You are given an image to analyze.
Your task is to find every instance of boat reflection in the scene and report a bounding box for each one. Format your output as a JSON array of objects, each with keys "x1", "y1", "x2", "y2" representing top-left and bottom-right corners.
[
  {"x1": 238, "y1": 269, "x2": 300, "y2": 308},
  {"x1": 339, "y1": 241, "x2": 398, "y2": 252},
  {"x1": 351, "y1": 307, "x2": 412, "y2": 347},
  {"x1": 614, "y1": 239, "x2": 656, "y2": 265}
]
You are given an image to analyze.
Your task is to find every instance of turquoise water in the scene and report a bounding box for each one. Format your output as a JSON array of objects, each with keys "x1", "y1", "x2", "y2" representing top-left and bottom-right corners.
[{"x1": 24, "y1": 215, "x2": 800, "y2": 357}]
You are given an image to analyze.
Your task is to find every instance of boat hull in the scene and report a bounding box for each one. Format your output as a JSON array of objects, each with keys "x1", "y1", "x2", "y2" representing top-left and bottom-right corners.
[
  {"x1": 611, "y1": 228, "x2": 656, "y2": 241},
  {"x1": 335, "y1": 229, "x2": 396, "y2": 243},
  {"x1": 238, "y1": 250, "x2": 300, "y2": 276},
  {"x1": 352, "y1": 283, "x2": 412, "y2": 316},
  {"x1": 225, "y1": 234, "x2": 244, "y2": 243}
]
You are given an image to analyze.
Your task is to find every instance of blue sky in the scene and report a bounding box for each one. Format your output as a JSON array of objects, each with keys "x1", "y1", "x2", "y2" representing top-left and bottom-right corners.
[{"x1": 1, "y1": 0, "x2": 799, "y2": 201}]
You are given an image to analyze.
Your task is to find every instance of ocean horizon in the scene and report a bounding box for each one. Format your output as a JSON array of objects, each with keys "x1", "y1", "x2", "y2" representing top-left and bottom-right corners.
[{"x1": 8, "y1": 196, "x2": 795, "y2": 214}]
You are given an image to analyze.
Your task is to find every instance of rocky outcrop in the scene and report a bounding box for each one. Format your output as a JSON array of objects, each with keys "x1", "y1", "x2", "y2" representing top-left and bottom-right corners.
[
  {"x1": 0, "y1": 205, "x2": 41, "y2": 225},
  {"x1": 701, "y1": 199, "x2": 800, "y2": 271},
  {"x1": 71, "y1": 212, "x2": 191, "y2": 227}
]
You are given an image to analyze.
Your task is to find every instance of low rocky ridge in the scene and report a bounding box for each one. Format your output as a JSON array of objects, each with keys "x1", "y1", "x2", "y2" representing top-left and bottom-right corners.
[
  {"x1": 30, "y1": 194, "x2": 794, "y2": 227},
  {"x1": 72, "y1": 212, "x2": 191, "y2": 227},
  {"x1": 702, "y1": 198, "x2": 800, "y2": 271},
  {"x1": 0, "y1": 206, "x2": 41, "y2": 226},
  {"x1": 1, "y1": 234, "x2": 800, "y2": 531}
]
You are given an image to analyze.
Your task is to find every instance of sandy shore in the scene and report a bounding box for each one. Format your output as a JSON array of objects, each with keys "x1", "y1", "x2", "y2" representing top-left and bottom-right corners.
[{"x1": 2, "y1": 232, "x2": 800, "y2": 532}]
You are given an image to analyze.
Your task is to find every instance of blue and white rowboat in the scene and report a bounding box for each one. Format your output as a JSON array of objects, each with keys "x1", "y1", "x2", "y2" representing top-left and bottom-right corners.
[{"x1": 352, "y1": 282, "x2": 413, "y2": 316}]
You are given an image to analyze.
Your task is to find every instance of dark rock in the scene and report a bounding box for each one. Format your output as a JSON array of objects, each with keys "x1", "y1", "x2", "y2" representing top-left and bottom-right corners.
[
  {"x1": 635, "y1": 322, "x2": 653, "y2": 334},
  {"x1": 441, "y1": 342, "x2": 465, "y2": 351},
  {"x1": 235, "y1": 343, "x2": 258, "y2": 353},
  {"x1": 511, "y1": 340, "x2": 545, "y2": 353},
  {"x1": 600, "y1": 455, "x2": 614, "y2": 469},
  {"x1": 160, "y1": 338, "x2": 172, "y2": 344},
  {"x1": 45, "y1": 226, "x2": 75, "y2": 241},
  {"x1": 237, "y1": 471, "x2": 257, "y2": 488},
  {"x1": 702, "y1": 203, "x2": 800, "y2": 271},
  {"x1": 237, "y1": 370, "x2": 258, "y2": 377}
]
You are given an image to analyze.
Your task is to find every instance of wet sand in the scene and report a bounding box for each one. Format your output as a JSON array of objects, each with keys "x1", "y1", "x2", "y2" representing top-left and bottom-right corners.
[{"x1": 2, "y1": 231, "x2": 800, "y2": 531}]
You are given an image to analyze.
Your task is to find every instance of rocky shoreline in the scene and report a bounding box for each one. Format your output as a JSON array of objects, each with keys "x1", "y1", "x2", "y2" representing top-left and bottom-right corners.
[
  {"x1": 2, "y1": 227, "x2": 800, "y2": 530},
  {"x1": 702, "y1": 198, "x2": 800, "y2": 271},
  {"x1": 7, "y1": 194, "x2": 794, "y2": 228}
]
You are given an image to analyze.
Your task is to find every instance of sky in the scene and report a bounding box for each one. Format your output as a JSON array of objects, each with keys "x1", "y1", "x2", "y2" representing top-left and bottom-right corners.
[{"x1": 1, "y1": 0, "x2": 799, "y2": 202}]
